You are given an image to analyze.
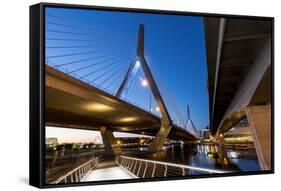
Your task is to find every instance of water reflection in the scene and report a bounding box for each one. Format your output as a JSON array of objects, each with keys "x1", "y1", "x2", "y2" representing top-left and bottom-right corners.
[{"x1": 128, "y1": 144, "x2": 260, "y2": 173}]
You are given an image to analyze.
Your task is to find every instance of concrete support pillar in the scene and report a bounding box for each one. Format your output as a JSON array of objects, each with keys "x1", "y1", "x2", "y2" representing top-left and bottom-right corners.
[
  {"x1": 100, "y1": 126, "x2": 121, "y2": 157},
  {"x1": 217, "y1": 135, "x2": 228, "y2": 167},
  {"x1": 148, "y1": 122, "x2": 172, "y2": 153},
  {"x1": 50, "y1": 150, "x2": 58, "y2": 168},
  {"x1": 245, "y1": 104, "x2": 271, "y2": 170}
]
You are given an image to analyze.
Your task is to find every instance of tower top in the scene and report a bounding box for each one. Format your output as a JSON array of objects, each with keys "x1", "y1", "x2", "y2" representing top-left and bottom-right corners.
[
  {"x1": 187, "y1": 104, "x2": 191, "y2": 119},
  {"x1": 136, "y1": 24, "x2": 144, "y2": 56}
]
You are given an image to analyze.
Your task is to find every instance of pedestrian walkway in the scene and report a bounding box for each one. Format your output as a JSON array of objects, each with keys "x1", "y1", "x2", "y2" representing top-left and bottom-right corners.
[{"x1": 81, "y1": 160, "x2": 137, "y2": 182}]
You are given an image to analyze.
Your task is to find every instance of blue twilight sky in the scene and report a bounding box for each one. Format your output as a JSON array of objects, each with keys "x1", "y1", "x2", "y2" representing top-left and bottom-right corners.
[{"x1": 45, "y1": 7, "x2": 209, "y2": 141}]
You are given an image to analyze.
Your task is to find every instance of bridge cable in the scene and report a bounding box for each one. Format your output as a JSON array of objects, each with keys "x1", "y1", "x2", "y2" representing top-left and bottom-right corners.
[
  {"x1": 46, "y1": 14, "x2": 134, "y2": 39},
  {"x1": 46, "y1": 44, "x2": 135, "y2": 49},
  {"x1": 46, "y1": 49, "x2": 110, "y2": 59},
  {"x1": 53, "y1": 54, "x2": 113, "y2": 68},
  {"x1": 78, "y1": 57, "x2": 124, "y2": 80},
  {"x1": 46, "y1": 37, "x2": 135, "y2": 43},
  {"x1": 67, "y1": 56, "x2": 117, "y2": 74},
  {"x1": 89, "y1": 63, "x2": 125, "y2": 84},
  {"x1": 46, "y1": 28, "x2": 136, "y2": 42}
]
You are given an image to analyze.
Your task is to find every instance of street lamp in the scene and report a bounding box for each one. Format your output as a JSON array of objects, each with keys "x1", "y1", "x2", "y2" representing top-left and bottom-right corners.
[{"x1": 141, "y1": 79, "x2": 148, "y2": 87}]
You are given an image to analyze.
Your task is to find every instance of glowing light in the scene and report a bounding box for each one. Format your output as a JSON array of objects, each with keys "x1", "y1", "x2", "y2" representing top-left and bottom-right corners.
[
  {"x1": 223, "y1": 157, "x2": 229, "y2": 165},
  {"x1": 228, "y1": 151, "x2": 238, "y2": 159},
  {"x1": 119, "y1": 117, "x2": 138, "y2": 122},
  {"x1": 84, "y1": 103, "x2": 113, "y2": 112},
  {"x1": 141, "y1": 79, "x2": 148, "y2": 87},
  {"x1": 155, "y1": 107, "x2": 160, "y2": 112},
  {"x1": 117, "y1": 140, "x2": 121, "y2": 145},
  {"x1": 219, "y1": 133, "x2": 224, "y2": 138},
  {"x1": 135, "y1": 60, "x2": 141, "y2": 68}
]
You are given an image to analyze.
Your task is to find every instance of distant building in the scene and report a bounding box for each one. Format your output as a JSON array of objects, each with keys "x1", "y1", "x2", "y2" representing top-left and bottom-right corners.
[
  {"x1": 46, "y1": 138, "x2": 58, "y2": 147},
  {"x1": 201, "y1": 127, "x2": 210, "y2": 139},
  {"x1": 224, "y1": 118, "x2": 252, "y2": 142}
]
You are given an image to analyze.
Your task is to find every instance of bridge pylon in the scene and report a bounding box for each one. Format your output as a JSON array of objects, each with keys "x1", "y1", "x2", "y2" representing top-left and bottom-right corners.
[
  {"x1": 116, "y1": 24, "x2": 173, "y2": 153},
  {"x1": 185, "y1": 105, "x2": 200, "y2": 138},
  {"x1": 100, "y1": 126, "x2": 121, "y2": 157}
]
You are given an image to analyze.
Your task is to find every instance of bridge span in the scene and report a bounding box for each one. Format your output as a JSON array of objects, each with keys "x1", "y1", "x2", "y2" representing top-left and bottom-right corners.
[
  {"x1": 46, "y1": 65, "x2": 196, "y2": 142},
  {"x1": 204, "y1": 17, "x2": 272, "y2": 170},
  {"x1": 43, "y1": 12, "x2": 271, "y2": 184},
  {"x1": 45, "y1": 23, "x2": 197, "y2": 157}
]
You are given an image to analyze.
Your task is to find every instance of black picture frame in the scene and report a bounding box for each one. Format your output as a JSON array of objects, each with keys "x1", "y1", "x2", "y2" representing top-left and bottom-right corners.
[{"x1": 30, "y1": 2, "x2": 274, "y2": 189}]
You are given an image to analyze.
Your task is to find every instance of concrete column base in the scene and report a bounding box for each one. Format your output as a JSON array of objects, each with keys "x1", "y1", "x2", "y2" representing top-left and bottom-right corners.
[
  {"x1": 100, "y1": 126, "x2": 121, "y2": 157},
  {"x1": 148, "y1": 123, "x2": 172, "y2": 153},
  {"x1": 245, "y1": 104, "x2": 271, "y2": 170}
]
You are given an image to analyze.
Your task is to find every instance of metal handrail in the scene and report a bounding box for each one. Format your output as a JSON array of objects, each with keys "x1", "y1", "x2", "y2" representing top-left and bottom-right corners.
[
  {"x1": 116, "y1": 155, "x2": 229, "y2": 178},
  {"x1": 51, "y1": 157, "x2": 100, "y2": 184}
]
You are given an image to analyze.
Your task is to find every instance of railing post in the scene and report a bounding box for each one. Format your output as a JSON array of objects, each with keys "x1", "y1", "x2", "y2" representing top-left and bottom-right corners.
[
  {"x1": 123, "y1": 159, "x2": 126, "y2": 166},
  {"x1": 79, "y1": 168, "x2": 81, "y2": 180},
  {"x1": 164, "y1": 165, "x2": 167, "y2": 177},
  {"x1": 133, "y1": 160, "x2": 138, "y2": 174},
  {"x1": 75, "y1": 171, "x2": 78, "y2": 182},
  {"x1": 182, "y1": 167, "x2": 185, "y2": 176},
  {"x1": 137, "y1": 161, "x2": 142, "y2": 177},
  {"x1": 143, "y1": 161, "x2": 148, "y2": 178},
  {"x1": 130, "y1": 160, "x2": 135, "y2": 171},
  {"x1": 127, "y1": 159, "x2": 132, "y2": 169},
  {"x1": 126, "y1": 159, "x2": 129, "y2": 168},
  {"x1": 70, "y1": 174, "x2": 73, "y2": 183},
  {"x1": 152, "y1": 163, "x2": 156, "y2": 177},
  {"x1": 116, "y1": 157, "x2": 118, "y2": 165},
  {"x1": 127, "y1": 159, "x2": 130, "y2": 168},
  {"x1": 125, "y1": 159, "x2": 129, "y2": 168}
]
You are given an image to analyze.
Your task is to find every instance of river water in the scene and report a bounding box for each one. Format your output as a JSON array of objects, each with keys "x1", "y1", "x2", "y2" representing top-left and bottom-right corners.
[{"x1": 128, "y1": 144, "x2": 261, "y2": 173}]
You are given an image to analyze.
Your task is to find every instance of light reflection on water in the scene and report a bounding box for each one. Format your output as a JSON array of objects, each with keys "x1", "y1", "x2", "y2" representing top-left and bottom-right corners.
[{"x1": 127, "y1": 144, "x2": 261, "y2": 173}]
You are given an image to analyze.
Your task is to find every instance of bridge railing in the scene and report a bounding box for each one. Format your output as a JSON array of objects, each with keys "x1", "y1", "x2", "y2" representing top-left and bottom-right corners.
[
  {"x1": 51, "y1": 157, "x2": 100, "y2": 184},
  {"x1": 116, "y1": 155, "x2": 228, "y2": 178}
]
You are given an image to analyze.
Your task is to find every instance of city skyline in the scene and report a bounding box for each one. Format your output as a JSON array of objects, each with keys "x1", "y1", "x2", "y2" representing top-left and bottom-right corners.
[{"x1": 46, "y1": 126, "x2": 152, "y2": 144}]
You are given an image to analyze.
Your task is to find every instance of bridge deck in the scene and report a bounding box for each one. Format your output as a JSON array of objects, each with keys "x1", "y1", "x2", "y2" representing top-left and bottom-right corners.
[
  {"x1": 46, "y1": 65, "x2": 196, "y2": 140},
  {"x1": 82, "y1": 166, "x2": 136, "y2": 181},
  {"x1": 82, "y1": 160, "x2": 136, "y2": 182}
]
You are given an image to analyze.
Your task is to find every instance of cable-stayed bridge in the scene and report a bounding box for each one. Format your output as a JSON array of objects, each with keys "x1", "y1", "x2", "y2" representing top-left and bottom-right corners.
[
  {"x1": 43, "y1": 11, "x2": 272, "y2": 184},
  {"x1": 45, "y1": 13, "x2": 198, "y2": 155}
]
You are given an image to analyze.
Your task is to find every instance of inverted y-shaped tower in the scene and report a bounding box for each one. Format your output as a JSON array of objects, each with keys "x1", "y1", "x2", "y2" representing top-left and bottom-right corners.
[
  {"x1": 185, "y1": 105, "x2": 199, "y2": 138},
  {"x1": 116, "y1": 24, "x2": 173, "y2": 152}
]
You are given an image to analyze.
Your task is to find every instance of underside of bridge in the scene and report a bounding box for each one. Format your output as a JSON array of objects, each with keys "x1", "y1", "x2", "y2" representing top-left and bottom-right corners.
[
  {"x1": 46, "y1": 65, "x2": 195, "y2": 139},
  {"x1": 46, "y1": 65, "x2": 160, "y2": 134},
  {"x1": 204, "y1": 17, "x2": 272, "y2": 170},
  {"x1": 45, "y1": 65, "x2": 196, "y2": 151},
  {"x1": 46, "y1": 23, "x2": 196, "y2": 158}
]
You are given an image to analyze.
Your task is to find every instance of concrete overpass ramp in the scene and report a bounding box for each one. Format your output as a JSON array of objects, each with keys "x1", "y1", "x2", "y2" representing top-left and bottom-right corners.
[
  {"x1": 45, "y1": 65, "x2": 196, "y2": 152},
  {"x1": 204, "y1": 17, "x2": 273, "y2": 170}
]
